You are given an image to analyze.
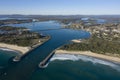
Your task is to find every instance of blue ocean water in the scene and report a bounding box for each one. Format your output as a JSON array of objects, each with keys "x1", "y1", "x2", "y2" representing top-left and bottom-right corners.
[
  {"x1": 30, "y1": 54, "x2": 120, "y2": 80},
  {"x1": 0, "y1": 51, "x2": 120, "y2": 80},
  {"x1": 0, "y1": 21, "x2": 120, "y2": 80}
]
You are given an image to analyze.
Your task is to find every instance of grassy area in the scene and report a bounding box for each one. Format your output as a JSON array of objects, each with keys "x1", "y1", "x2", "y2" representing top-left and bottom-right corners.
[
  {"x1": 0, "y1": 26, "x2": 27, "y2": 31},
  {"x1": 0, "y1": 26, "x2": 45, "y2": 47},
  {"x1": 61, "y1": 34, "x2": 120, "y2": 55}
]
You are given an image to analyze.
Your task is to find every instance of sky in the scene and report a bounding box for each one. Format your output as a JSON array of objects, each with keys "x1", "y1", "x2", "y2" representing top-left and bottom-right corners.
[{"x1": 0, "y1": 0, "x2": 120, "y2": 15}]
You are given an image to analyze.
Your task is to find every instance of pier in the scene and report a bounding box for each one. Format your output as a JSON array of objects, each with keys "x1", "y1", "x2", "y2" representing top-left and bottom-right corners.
[
  {"x1": 39, "y1": 51, "x2": 55, "y2": 68},
  {"x1": 0, "y1": 28, "x2": 90, "y2": 80}
]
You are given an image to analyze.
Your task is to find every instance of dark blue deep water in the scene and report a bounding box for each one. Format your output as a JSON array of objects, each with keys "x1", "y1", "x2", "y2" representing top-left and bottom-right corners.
[{"x1": 0, "y1": 21, "x2": 120, "y2": 80}]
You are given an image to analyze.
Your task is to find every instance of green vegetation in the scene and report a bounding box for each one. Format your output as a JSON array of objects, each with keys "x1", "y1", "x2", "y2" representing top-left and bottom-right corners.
[
  {"x1": 0, "y1": 36, "x2": 40, "y2": 47},
  {"x1": 61, "y1": 18, "x2": 120, "y2": 57},
  {"x1": 0, "y1": 26, "x2": 27, "y2": 31},
  {"x1": 0, "y1": 26, "x2": 44, "y2": 47},
  {"x1": 0, "y1": 19, "x2": 32, "y2": 25},
  {"x1": 61, "y1": 34, "x2": 120, "y2": 55}
]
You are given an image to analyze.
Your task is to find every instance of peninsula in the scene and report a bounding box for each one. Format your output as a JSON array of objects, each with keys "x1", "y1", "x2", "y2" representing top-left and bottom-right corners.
[
  {"x1": 56, "y1": 19, "x2": 120, "y2": 63},
  {"x1": 0, "y1": 26, "x2": 50, "y2": 54},
  {"x1": 0, "y1": 17, "x2": 120, "y2": 64}
]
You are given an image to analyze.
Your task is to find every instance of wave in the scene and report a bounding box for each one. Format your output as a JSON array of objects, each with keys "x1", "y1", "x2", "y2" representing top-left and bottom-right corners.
[
  {"x1": 0, "y1": 48, "x2": 20, "y2": 54},
  {"x1": 50, "y1": 54, "x2": 120, "y2": 72},
  {"x1": 50, "y1": 54, "x2": 78, "y2": 61},
  {"x1": 0, "y1": 48, "x2": 15, "y2": 52}
]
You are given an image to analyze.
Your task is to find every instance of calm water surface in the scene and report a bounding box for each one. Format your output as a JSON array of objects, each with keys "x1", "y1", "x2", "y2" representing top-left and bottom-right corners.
[{"x1": 0, "y1": 21, "x2": 120, "y2": 80}]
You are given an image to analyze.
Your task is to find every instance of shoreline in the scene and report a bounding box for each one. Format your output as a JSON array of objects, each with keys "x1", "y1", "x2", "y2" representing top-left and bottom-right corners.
[
  {"x1": 0, "y1": 42, "x2": 120, "y2": 64},
  {"x1": 55, "y1": 50, "x2": 120, "y2": 64},
  {"x1": 0, "y1": 36, "x2": 50, "y2": 55},
  {"x1": 0, "y1": 43, "x2": 29, "y2": 54}
]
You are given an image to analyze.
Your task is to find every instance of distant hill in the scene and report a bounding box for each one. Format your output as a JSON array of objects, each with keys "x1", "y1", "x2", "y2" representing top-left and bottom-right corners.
[
  {"x1": 0, "y1": 14, "x2": 120, "y2": 18},
  {"x1": 0, "y1": 14, "x2": 120, "y2": 23}
]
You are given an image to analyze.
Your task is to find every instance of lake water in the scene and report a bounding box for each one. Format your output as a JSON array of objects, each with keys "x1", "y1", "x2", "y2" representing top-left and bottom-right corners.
[{"x1": 0, "y1": 21, "x2": 120, "y2": 80}]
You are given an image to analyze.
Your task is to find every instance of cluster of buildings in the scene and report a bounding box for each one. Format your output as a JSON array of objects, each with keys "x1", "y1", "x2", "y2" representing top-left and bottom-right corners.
[
  {"x1": 64, "y1": 22, "x2": 120, "y2": 40},
  {"x1": 85, "y1": 23, "x2": 120, "y2": 38}
]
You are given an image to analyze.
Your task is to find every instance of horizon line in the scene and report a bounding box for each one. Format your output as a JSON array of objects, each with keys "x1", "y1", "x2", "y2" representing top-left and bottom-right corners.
[{"x1": 0, "y1": 14, "x2": 120, "y2": 16}]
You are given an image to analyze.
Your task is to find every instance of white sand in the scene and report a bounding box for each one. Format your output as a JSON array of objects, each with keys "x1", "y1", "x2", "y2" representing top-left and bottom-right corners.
[
  {"x1": 0, "y1": 43, "x2": 29, "y2": 54},
  {"x1": 0, "y1": 42, "x2": 120, "y2": 63},
  {"x1": 56, "y1": 50, "x2": 120, "y2": 63},
  {"x1": 71, "y1": 39, "x2": 81, "y2": 43}
]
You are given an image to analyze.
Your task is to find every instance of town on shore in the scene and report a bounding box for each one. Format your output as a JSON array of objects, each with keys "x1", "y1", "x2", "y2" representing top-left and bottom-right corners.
[{"x1": 0, "y1": 15, "x2": 120, "y2": 63}]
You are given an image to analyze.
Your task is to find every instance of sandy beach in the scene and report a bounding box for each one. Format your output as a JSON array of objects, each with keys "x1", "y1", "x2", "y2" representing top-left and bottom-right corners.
[
  {"x1": 71, "y1": 39, "x2": 81, "y2": 43},
  {"x1": 0, "y1": 42, "x2": 120, "y2": 63},
  {"x1": 0, "y1": 43, "x2": 29, "y2": 54},
  {"x1": 56, "y1": 50, "x2": 120, "y2": 63}
]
